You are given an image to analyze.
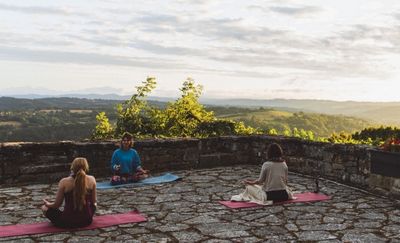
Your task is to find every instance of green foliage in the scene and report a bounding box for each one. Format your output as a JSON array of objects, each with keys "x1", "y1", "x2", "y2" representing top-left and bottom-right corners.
[
  {"x1": 267, "y1": 128, "x2": 278, "y2": 136},
  {"x1": 0, "y1": 109, "x2": 101, "y2": 142},
  {"x1": 352, "y1": 126, "x2": 400, "y2": 145},
  {"x1": 195, "y1": 120, "x2": 236, "y2": 137},
  {"x1": 283, "y1": 129, "x2": 291, "y2": 137},
  {"x1": 291, "y1": 127, "x2": 315, "y2": 140},
  {"x1": 327, "y1": 132, "x2": 361, "y2": 144},
  {"x1": 234, "y1": 121, "x2": 260, "y2": 135},
  {"x1": 92, "y1": 112, "x2": 114, "y2": 140},
  {"x1": 3, "y1": 80, "x2": 399, "y2": 146},
  {"x1": 163, "y1": 78, "x2": 214, "y2": 137},
  {"x1": 91, "y1": 78, "x2": 398, "y2": 146},
  {"x1": 115, "y1": 77, "x2": 158, "y2": 137},
  {"x1": 216, "y1": 107, "x2": 371, "y2": 137},
  {"x1": 94, "y1": 77, "x2": 261, "y2": 139},
  {"x1": 326, "y1": 126, "x2": 400, "y2": 146}
]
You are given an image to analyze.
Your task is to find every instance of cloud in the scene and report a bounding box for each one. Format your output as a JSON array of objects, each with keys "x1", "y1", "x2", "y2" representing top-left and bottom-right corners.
[
  {"x1": 0, "y1": 45, "x2": 265, "y2": 78},
  {"x1": 175, "y1": 0, "x2": 214, "y2": 6},
  {"x1": 0, "y1": 3, "x2": 86, "y2": 16},
  {"x1": 136, "y1": 14, "x2": 285, "y2": 42},
  {"x1": 248, "y1": 4, "x2": 323, "y2": 18},
  {"x1": 336, "y1": 24, "x2": 400, "y2": 51},
  {"x1": 0, "y1": 46, "x2": 186, "y2": 69},
  {"x1": 136, "y1": 13, "x2": 182, "y2": 25},
  {"x1": 129, "y1": 40, "x2": 203, "y2": 56},
  {"x1": 1, "y1": 0, "x2": 399, "y2": 93},
  {"x1": 269, "y1": 5, "x2": 323, "y2": 17},
  {"x1": 393, "y1": 12, "x2": 400, "y2": 20},
  {"x1": 0, "y1": 32, "x2": 75, "y2": 47}
]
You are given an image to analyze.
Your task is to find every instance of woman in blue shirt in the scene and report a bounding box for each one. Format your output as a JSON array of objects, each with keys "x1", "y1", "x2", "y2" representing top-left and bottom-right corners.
[{"x1": 111, "y1": 132, "x2": 149, "y2": 184}]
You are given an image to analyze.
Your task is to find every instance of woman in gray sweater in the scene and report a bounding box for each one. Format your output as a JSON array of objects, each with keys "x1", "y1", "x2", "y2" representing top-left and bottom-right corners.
[{"x1": 243, "y1": 143, "x2": 292, "y2": 202}]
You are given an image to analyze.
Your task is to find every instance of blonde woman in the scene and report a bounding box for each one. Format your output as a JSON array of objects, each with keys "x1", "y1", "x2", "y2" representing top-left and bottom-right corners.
[{"x1": 41, "y1": 157, "x2": 97, "y2": 228}]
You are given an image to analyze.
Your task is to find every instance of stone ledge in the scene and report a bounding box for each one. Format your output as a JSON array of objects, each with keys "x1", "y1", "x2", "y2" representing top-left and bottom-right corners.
[{"x1": 0, "y1": 135, "x2": 396, "y2": 199}]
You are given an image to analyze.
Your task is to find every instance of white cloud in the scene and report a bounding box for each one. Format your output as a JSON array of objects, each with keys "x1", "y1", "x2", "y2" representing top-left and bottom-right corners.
[
  {"x1": 0, "y1": 0, "x2": 400, "y2": 101},
  {"x1": 0, "y1": 3, "x2": 87, "y2": 16}
]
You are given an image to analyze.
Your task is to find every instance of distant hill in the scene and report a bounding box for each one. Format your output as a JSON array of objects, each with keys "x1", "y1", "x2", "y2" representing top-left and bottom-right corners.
[
  {"x1": 0, "y1": 97, "x2": 167, "y2": 111},
  {"x1": 211, "y1": 107, "x2": 371, "y2": 137},
  {"x1": 9, "y1": 93, "x2": 130, "y2": 100},
  {"x1": 0, "y1": 96, "x2": 383, "y2": 141},
  {"x1": 1, "y1": 95, "x2": 399, "y2": 125},
  {"x1": 201, "y1": 98, "x2": 400, "y2": 126}
]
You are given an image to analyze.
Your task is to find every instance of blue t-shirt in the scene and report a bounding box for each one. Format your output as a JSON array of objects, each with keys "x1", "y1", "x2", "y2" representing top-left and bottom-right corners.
[{"x1": 111, "y1": 148, "x2": 141, "y2": 174}]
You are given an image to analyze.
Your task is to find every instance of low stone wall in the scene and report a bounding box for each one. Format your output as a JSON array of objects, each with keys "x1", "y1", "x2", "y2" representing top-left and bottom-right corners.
[{"x1": 0, "y1": 135, "x2": 398, "y2": 197}]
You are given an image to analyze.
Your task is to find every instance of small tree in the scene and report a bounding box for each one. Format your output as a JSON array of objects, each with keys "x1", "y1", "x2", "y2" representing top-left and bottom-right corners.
[
  {"x1": 115, "y1": 77, "x2": 158, "y2": 137},
  {"x1": 234, "y1": 121, "x2": 259, "y2": 135},
  {"x1": 163, "y1": 78, "x2": 214, "y2": 137},
  {"x1": 92, "y1": 112, "x2": 114, "y2": 140},
  {"x1": 195, "y1": 119, "x2": 236, "y2": 137},
  {"x1": 268, "y1": 128, "x2": 278, "y2": 136},
  {"x1": 94, "y1": 76, "x2": 260, "y2": 139}
]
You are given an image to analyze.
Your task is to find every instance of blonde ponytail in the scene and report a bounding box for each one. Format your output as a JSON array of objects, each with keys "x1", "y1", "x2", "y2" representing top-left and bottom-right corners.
[
  {"x1": 74, "y1": 169, "x2": 87, "y2": 211},
  {"x1": 70, "y1": 157, "x2": 89, "y2": 211}
]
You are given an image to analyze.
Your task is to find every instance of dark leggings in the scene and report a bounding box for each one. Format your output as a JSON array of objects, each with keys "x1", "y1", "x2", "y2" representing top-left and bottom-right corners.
[
  {"x1": 45, "y1": 208, "x2": 93, "y2": 228},
  {"x1": 266, "y1": 190, "x2": 289, "y2": 202}
]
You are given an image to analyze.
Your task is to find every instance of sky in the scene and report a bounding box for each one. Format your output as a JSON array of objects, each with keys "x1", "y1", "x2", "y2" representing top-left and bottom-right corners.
[{"x1": 0, "y1": 0, "x2": 400, "y2": 101}]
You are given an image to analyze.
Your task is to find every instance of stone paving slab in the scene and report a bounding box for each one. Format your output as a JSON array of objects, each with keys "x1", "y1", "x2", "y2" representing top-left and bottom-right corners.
[{"x1": 0, "y1": 165, "x2": 399, "y2": 242}]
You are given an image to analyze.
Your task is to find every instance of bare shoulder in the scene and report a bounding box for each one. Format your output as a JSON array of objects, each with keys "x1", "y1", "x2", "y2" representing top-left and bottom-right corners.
[
  {"x1": 58, "y1": 176, "x2": 74, "y2": 190},
  {"x1": 87, "y1": 175, "x2": 96, "y2": 183},
  {"x1": 59, "y1": 176, "x2": 73, "y2": 184}
]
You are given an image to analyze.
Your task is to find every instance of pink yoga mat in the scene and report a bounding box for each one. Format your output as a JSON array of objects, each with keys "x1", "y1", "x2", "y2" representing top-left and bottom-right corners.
[
  {"x1": 219, "y1": 192, "x2": 331, "y2": 209},
  {"x1": 0, "y1": 211, "x2": 147, "y2": 238}
]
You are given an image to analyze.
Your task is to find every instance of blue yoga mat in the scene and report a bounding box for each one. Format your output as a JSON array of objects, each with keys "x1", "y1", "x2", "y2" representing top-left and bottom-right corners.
[{"x1": 97, "y1": 173, "x2": 181, "y2": 189}]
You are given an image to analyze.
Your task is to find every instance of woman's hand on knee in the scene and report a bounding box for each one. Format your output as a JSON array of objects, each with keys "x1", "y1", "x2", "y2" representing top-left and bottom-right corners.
[
  {"x1": 243, "y1": 179, "x2": 257, "y2": 185},
  {"x1": 41, "y1": 204, "x2": 48, "y2": 212},
  {"x1": 42, "y1": 199, "x2": 53, "y2": 208}
]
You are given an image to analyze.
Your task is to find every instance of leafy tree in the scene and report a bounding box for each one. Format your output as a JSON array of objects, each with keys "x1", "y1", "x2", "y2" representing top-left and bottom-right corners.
[
  {"x1": 163, "y1": 78, "x2": 214, "y2": 137},
  {"x1": 352, "y1": 126, "x2": 400, "y2": 145},
  {"x1": 233, "y1": 121, "x2": 259, "y2": 135},
  {"x1": 195, "y1": 120, "x2": 236, "y2": 137},
  {"x1": 328, "y1": 132, "x2": 360, "y2": 144},
  {"x1": 92, "y1": 112, "x2": 114, "y2": 140},
  {"x1": 268, "y1": 128, "x2": 278, "y2": 136},
  {"x1": 115, "y1": 77, "x2": 158, "y2": 137},
  {"x1": 283, "y1": 129, "x2": 291, "y2": 137}
]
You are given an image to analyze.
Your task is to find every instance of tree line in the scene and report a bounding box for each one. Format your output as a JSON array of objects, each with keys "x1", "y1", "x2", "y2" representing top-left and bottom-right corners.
[
  {"x1": 93, "y1": 77, "x2": 255, "y2": 140},
  {"x1": 1, "y1": 77, "x2": 399, "y2": 147},
  {"x1": 93, "y1": 77, "x2": 400, "y2": 149}
]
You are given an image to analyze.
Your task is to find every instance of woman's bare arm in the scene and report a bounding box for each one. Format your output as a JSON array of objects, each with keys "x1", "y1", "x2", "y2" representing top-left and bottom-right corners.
[
  {"x1": 243, "y1": 179, "x2": 259, "y2": 185},
  {"x1": 91, "y1": 176, "x2": 97, "y2": 207},
  {"x1": 43, "y1": 179, "x2": 66, "y2": 208}
]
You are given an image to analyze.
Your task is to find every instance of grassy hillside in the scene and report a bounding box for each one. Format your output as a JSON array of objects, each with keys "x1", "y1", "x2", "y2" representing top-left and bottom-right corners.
[
  {"x1": 0, "y1": 97, "x2": 166, "y2": 111},
  {"x1": 211, "y1": 107, "x2": 372, "y2": 137},
  {"x1": 0, "y1": 97, "x2": 377, "y2": 141},
  {"x1": 202, "y1": 98, "x2": 400, "y2": 126},
  {"x1": 0, "y1": 97, "x2": 118, "y2": 111}
]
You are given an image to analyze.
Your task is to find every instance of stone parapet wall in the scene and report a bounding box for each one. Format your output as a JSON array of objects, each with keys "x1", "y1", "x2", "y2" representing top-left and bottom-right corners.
[{"x1": 0, "y1": 135, "x2": 398, "y2": 197}]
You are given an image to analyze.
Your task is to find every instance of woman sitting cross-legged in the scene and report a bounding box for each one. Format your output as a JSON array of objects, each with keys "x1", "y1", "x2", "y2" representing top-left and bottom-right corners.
[
  {"x1": 110, "y1": 132, "x2": 149, "y2": 185},
  {"x1": 232, "y1": 143, "x2": 294, "y2": 205},
  {"x1": 41, "y1": 157, "x2": 97, "y2": 228}
]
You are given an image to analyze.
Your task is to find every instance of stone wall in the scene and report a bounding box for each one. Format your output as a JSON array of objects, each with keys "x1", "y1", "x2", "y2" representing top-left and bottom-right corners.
[{"x1": 0, "y1": 135, "x2": 398, "y2": 197}]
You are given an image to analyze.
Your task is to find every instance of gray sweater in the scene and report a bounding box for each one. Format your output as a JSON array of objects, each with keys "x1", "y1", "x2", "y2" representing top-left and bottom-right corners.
[{"x1": 256, "y1": 161, "x2": 288, "y2": 192}]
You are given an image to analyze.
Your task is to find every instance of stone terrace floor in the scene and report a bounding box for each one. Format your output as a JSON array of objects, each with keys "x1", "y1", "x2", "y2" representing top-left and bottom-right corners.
[{"x1": 1, "y1": 165, "x2": 400, "y2": 242}]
